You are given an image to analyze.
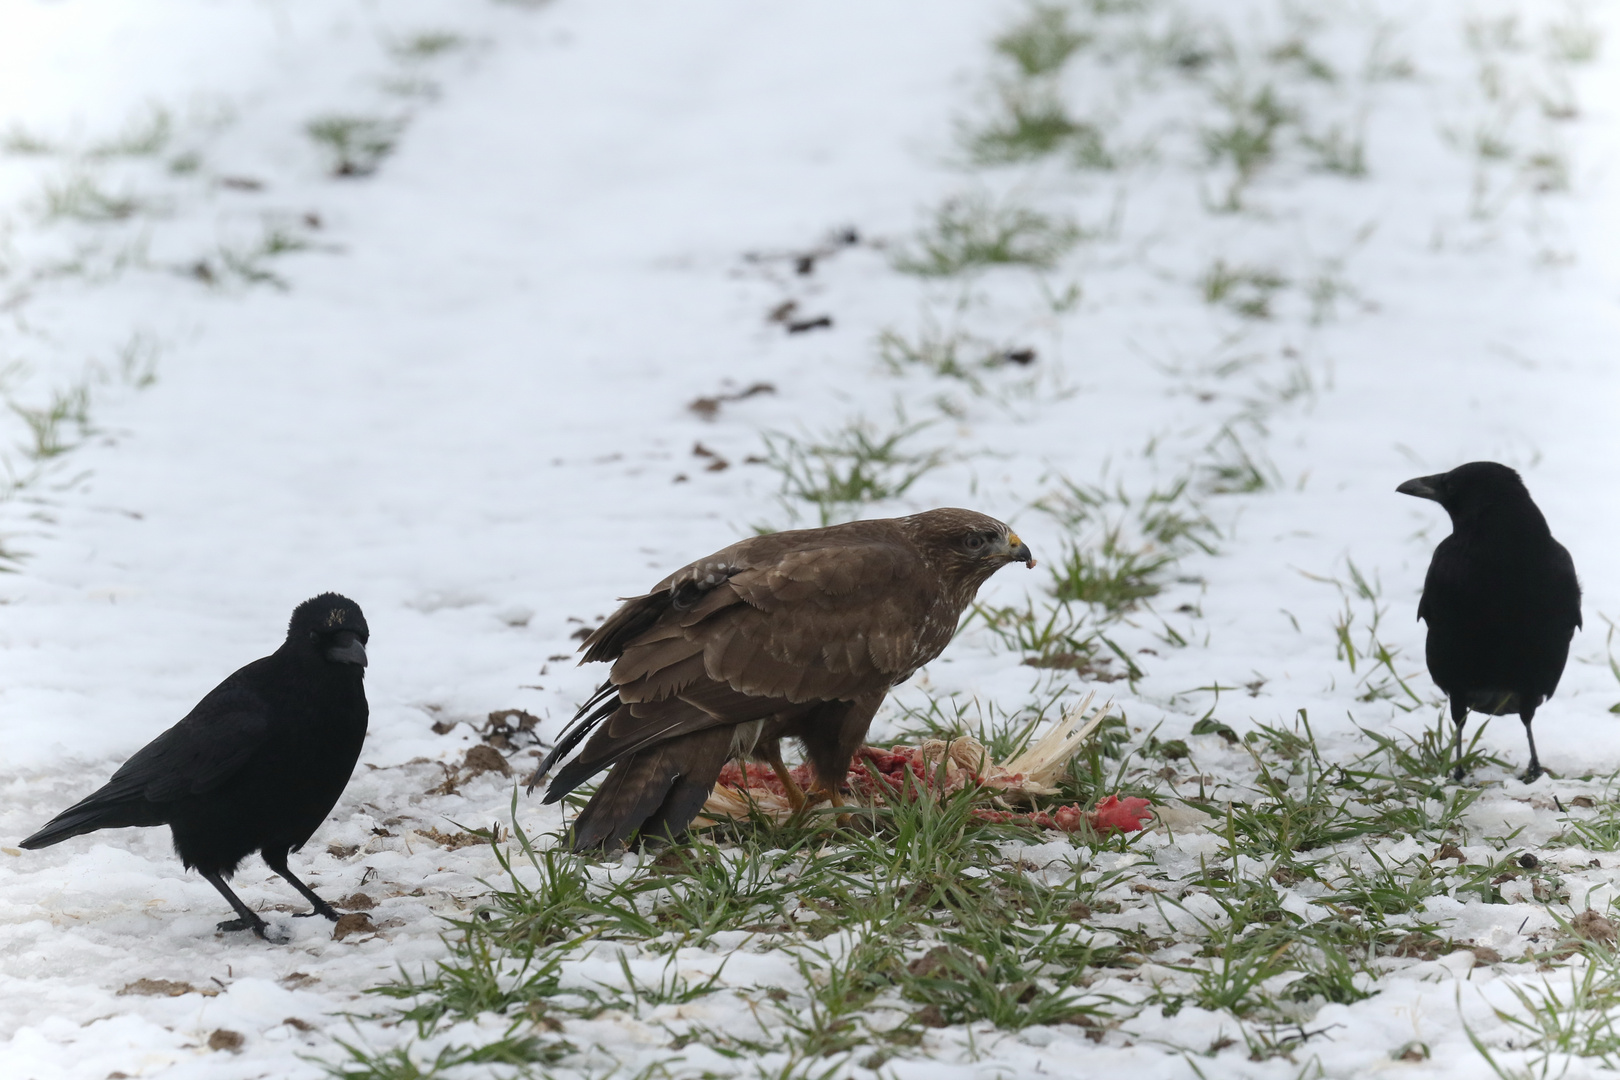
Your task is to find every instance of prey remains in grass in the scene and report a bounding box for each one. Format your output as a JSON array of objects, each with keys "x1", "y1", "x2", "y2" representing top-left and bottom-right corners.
[{"x1": 697, "y1": 695, "x2": 1152, "y2": 839}]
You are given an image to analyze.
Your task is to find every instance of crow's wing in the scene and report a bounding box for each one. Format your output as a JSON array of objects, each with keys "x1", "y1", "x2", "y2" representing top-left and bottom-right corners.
[{"x1": 21, "y1": 680, "x2": 272, "y2": 849}]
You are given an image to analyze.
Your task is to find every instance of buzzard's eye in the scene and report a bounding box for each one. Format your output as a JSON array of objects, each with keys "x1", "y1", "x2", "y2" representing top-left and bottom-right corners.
[{"x1": 963, "y1": 533, "x2": 987, "y2": 552}]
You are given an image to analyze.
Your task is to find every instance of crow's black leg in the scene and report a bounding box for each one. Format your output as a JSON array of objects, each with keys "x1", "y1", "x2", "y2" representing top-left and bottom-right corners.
[
  {"x1": 263, "y1": 852, "x2": 341, "y2": 921},
  {"x1": 200, "y1": 868, "x2": 270, "y2": 939},
  {"x1": 1450, "y1": 697, "x2": 1470, "y2": 782},
  {"x1": 1520, "y1": 706, "x2": 1543, "y2": 784}
]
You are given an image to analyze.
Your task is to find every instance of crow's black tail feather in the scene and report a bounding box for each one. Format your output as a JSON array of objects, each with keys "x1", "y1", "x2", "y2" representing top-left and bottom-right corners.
[{"x1": 20, "y1": 796, "x2": 166, "y2": 850}]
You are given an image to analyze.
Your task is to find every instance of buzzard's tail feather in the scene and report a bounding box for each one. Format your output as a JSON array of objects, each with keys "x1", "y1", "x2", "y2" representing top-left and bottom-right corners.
[
  {"x1": 529, "y1": 684, "x2": 621, "y2": 796},
  {"x1": 568, "y1": 728, "x2": 733, "y2": 852}
]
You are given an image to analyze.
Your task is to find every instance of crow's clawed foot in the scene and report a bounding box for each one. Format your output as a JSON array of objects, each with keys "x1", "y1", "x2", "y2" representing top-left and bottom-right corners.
[
  {"x1": 1520, "y1": 766, "x2": 1544, "y2": 785},
  {"x1": 216, "y1": 914, "x2": 274, "y2": 940},
  {"x1": 294, "y1": 901, "x2": 342, "y2": 922}
]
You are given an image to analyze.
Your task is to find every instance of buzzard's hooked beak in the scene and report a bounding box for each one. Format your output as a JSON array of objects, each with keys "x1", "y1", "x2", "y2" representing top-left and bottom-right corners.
[
  {"x1": 325, "y1": 630, "x2": 368, "y2": 667},
  {"x1": 1006, "y1": 533, "x2": 1036, "y2": 569},
  {"x1": 1396, "y1": 474, "x2": 1443, "y2": 502}
]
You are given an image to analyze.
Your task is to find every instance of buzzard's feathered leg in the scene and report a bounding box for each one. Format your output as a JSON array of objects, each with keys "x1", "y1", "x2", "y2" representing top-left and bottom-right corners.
[
  {"x1": 568, "y1": 727, "x2": 735, "y2": 852},
  {"x1": 797, "y1": 692, "x2": 886, "y2": 800}
]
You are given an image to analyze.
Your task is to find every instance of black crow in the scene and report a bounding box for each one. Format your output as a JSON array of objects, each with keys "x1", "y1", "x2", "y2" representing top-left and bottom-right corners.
[
  {"x1": 21, "y1": 594, "x2": 369, "y2": 939},
  {"x1": 1398, "y1": 462, "x2": 1581, "y2": 783}
]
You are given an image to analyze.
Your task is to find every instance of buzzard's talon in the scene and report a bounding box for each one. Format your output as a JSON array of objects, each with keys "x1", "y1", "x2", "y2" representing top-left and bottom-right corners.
[
  {"x1": 762, "y1": 745, "x2": 806, "y2": 815},
  {"x1": 806, "y1": 784, "x2": 854, "y2": 829}
]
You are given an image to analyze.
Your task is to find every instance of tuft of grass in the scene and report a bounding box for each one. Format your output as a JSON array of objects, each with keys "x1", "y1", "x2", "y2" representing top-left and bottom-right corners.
[
  {"x1": 1314, "y1": 559, "x2": 1428, "y2": 710},
  {"x1": 1201, "y1": 260, "x2": 1289, "y2": 319},
  {"x1": 1038, "y1": 474, "x2": 1217, "y2": 554},
  {"x1": 957, "y1": 473, "x2": 1218, "y2": 677},
  {"x1": 1353, "y1": 711, "x2": 1503, "y2": 793},
  {"x1": 1522, "y1": 147, "x2": 1570, "y2": 193},
  {"x1": 1301, "y1": 120, "x2": 1368, "y2": 177},
  {"x1": 392, "y1": 31, "x2": 466, "y2": 61},
  {"x1": 88, "y1": 107, "x2": 172, "y2": 158},
  {"x1": 1133, "y1": 13, "x2": 1221, "y2": 73},
  {"x1": 194, "y1": 222, "x2": 315, "y2": 290},
  {"x1": 759, "y1": 419, "x2": 944, "y2": 525},
  {"x1": 1201, "y1": 82, "x2": 1292, "y2": 208},
  {"x1": 894, "y1": 195, "x2": 1080, "y2": 277},
  {"x1": 1476, "y1": 952, "x2": 1620, "y2": 1072},
  {"x1": 115, "y1": 334, "x2": 161, "y2": 390},
  {"x1": 1201, "y1": 426, "x2": 1276, "y2": 494},
  {"x1": 877, "y1": 325, "x2": 981, "y2": 386},
  {"x1": 994, "y1": 4, "x2": 1091, "y2": 77},
  {"x1": 770, "y1": 935, "x2": 901, "y2": 1059},
  {"x1": 1465, "y1": 14, "x2": 1527, "y2": 55},
  {"x1": 1267, "y1": 38, "x2": 1336, "y2": 82},
  {"x1": 966, "y1": 596, "x2": 1102, "y2": 669},
  {"x1": 1049, "y1": 527, "x2": 1175, "y2": 614},
  {"x1": 10, "y1": 382, "x2": 92, "y2": 461},
  {"x1": 876, "y1": 324, "x2": 1035, "y2": 393},
  {"x1": 1162, "y1": 922, "x2": 1295, "y2": 1018},
  {"x1": 968, "y1": 88, "x2": 1092, "y2": 165},
  {"x1": 900, "y1": 934, "x2": 1107, "y2": 1029},
  {"x1": 2, "y1": 124, "x2": 55, "y2": 155},
  {"x1": 39, "y1": 175, "x2": 145, "y2": 222},
  {"x1": 306, "y1": 115, "x2": 405, "y2": 177},
  {"x1": 1545, "y1": 7, "x2": 1603, "y2": 65},
  {"x1": 324, "y1": 1033, "x2": 572, "y2": 1080}
]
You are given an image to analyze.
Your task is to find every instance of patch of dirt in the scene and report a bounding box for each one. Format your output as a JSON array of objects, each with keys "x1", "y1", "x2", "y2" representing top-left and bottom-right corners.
[
  {"x1": 118, "y1": 978, "x2": 215, "y2": 998},
  {"x1": 1390, "y1": 933, "x2": 1446, "y2": 960},
  {"x1": 208, "y1": 1029, "x2": 244, "y2": 1052},
  {"x1": 414, "y1": 826, "x2": 491, "y2": 850},
  {"x1": 687, "y1": 381, "x2": 775, "y2": 420},
  {"x1": 1573, "y1": 910, "x2": 1617, "y2": 946}
]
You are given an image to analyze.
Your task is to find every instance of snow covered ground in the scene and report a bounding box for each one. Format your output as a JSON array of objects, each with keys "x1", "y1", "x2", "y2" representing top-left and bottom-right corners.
[{"x1": 1, "y1": 0, "x2": 1618, "y2": 1077}]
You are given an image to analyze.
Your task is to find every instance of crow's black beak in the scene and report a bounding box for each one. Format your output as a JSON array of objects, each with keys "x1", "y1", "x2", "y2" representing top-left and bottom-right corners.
[
  {"x1": 1397, "y1": 474, "x2": 1443, "y2": 501},
  {"x1": 325, "y1": 630, "x2": 368, "y2": 667}
]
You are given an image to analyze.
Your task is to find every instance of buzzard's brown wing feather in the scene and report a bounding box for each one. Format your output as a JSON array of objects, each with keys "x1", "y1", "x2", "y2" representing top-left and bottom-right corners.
[
  {"x1": 537, "y1": 533, "x2": 931, "y2": 843},
  {"x1": 533, "y1": 510, "x2": 1024, "y2": 852},
  {"x1": 568, "y1": 726, "x2": 736, "y2": 851}
]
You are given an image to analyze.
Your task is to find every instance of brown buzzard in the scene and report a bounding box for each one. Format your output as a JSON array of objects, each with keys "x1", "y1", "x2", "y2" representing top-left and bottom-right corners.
[{"x1": 527, "y1": 508, "x2": 1034, "y2": 851}]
